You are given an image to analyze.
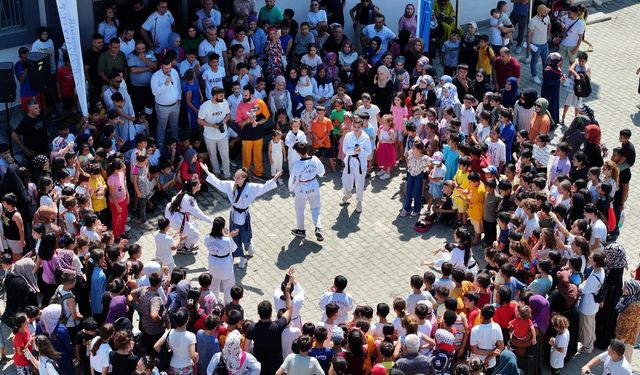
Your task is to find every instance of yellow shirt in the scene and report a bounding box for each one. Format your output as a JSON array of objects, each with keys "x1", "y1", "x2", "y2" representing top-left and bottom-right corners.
[
  {"x1": 467, "y1": 182, "x2": 486, "y2": 221},
  {"x1": 451, "y1": 280, "x2": 474, "y2": 313},
  {"x1": 452, "y1": 170, "x2": 469, "y2": 207},
  {"x1": 477, "y1": 46, "x2": 495, "y2": 75},
  {"x1": 89, "y1": 175, "x2": 108, "y2": 212}
]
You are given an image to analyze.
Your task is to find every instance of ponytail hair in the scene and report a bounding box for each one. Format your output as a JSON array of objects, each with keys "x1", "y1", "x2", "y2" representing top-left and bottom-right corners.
[
  {"x1": 209, "y1": 217, "x2": 226, "y2": 238},
  {"x1": 169, "y1": 177, "x2": 199, "y2": 215},
  {"x1": 91, "y1": 323, "x2": 114, "y2": 356}
]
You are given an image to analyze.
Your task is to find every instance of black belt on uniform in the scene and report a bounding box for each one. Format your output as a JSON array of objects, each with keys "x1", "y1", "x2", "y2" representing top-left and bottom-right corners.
[
  {"x1": 232, "y1": 206, "x2": 248, "y2": 213},
  {"x1": 156, "y1": 100, "x2": 179, "y2": 107},
  {"x1": 347, "y1": 154, "x2": 362, "y2": 174},
  {"x1": 300, "y1": 177, "x2": 316, "y2": 183},
  {"x1": 209, "y1": 253, "x2": 231, "y2": 258}
]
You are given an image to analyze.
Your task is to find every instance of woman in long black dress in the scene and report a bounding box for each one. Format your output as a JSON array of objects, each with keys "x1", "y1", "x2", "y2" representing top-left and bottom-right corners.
[
  {"x1": 594, "y1": 242, "x2": 628, "y2": 350},
  {"x1": 459, "y1": 22, "x2": 479, "y2": 77},
  {"x1": 371, "y1": 65, "x2": 394, "y2": 115},
  {"x1": 540, "y1": 52, "x2": 564, "y2": 125}
]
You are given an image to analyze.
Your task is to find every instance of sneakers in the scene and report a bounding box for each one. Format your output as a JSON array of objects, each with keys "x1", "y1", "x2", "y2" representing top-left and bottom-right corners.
[
  {"x1": 379, "y1": 172, "x2": 390, "y2": 180},
  {"x1": 532, "y1": 76, "x2": 542, "y2": 85},
  {"x1": 339, "y1": 194, "x2": 352, "y2": 205},
  {"x1": 246, "y1": 243, "x2": 255, "y2": 257},
  {"x1": 410, "y1": 211, "x2": 420, "y2": 217},
  {"x1": 238, "y1": 257, "x2": 248, "y2": 269},
  {"x1": 315, "y1": 227, "x2": 324, "y2": 241},
  {"x1": 515, "y1": 45, "x2": 522, "y2": 54},
  {"x1": 519, "y1": 56, "x2": 531, "y2": 63},
  {"x1": 420, "y1": 208, "x2": 431, "y2": 216},
  {"x1": 355, "y1": 201, "x2": 362, "y2": 213},
  {"x1": 291, "y1": 229, "x2": 306, "y2": 237},
  {"x1": 400, "y1": 209, "x2": 409, "y2": 217},
  {"x1": 176, "y1": 245, "x2": 198, "y2": 255}
]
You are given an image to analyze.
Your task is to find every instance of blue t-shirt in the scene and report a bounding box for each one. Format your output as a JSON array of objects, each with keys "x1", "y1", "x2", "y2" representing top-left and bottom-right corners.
[
  {"x1": 498, "y1": 228, "x2": 510, "y2": 246},
  {"x1": 309, "y1": 347, "x2": 333, "y2": 374},
  {"x1": 443, "y1": 144, "x2": 459, "y2": 181},
  {"x1": 364, "y1": 124, "x2": 376, "y2": 151},
  {"x1": 15, "y1": 61, "x2": 39, "y2": 98},
  {"x1": 504, "y1": 277, "x2": 526, "y2": 298},
  {"x1": 500, "y1": 122, "x2": 515, "y2": 162},
  {"x1": 196, "y1": 330, "x2": 220, "y2": 375}
]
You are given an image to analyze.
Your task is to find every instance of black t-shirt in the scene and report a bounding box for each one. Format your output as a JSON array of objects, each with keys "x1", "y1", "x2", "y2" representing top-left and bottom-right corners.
[
  {"x1": 614, "y1": 167, "x2": 631, "y2": 202},
  {"x1": 621, "y1": 141, "x2": 636, "y2": 167},
  {"x1": 83, "y1": 48, "x2": 102, "y2": 89},
  {"x1": 14, "y1": 114, "x2": 48, "y2": 156},
  {"x1": 246, "y1": 317, "x2": 289, "y2": 375},
  {"x1": 323, "y1": 34, "x2": 347, "y2": 54},
  {"x1": 109, "y1": 351, "x2": 139, "y2": 375},
  {"x1": 74, "y1": 330, "x2": 96, "y2": 363},
  {"x1": 498, "y1": 195, "x2": 516, "y2": 213}
]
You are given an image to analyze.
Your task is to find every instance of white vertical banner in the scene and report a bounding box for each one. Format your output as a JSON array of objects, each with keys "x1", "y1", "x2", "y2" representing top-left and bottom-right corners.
[{"x1": 56, "y1": 0, "x2": 88, "y2": 116}]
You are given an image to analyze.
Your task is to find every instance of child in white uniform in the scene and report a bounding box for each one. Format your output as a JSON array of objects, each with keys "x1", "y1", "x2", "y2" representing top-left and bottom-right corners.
[
  {"x1": 289, "y1": 142, "x2": 326, "y2": 241},
  {"x1": 340, "y1": 115, "x2": 372, "y2": 212},
  {"x1": 269, "y1": 130, "x2": 286, "y2": 185},
  {"x1": 285, "y1": 118, "x2": 308, "y2": 172},
  {"x1": 204, "y1": 217, "x2": 239, "y2": 304},
  {"x1": 164, "y1": 177, "x2": 213, "y2": 253}
]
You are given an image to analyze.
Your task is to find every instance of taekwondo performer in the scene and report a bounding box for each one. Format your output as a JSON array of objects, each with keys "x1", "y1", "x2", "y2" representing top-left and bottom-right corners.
[
  {"x1": 201, "y1": 162, "x2": 282, "y2": 268},
  {"x1": 289, "y1": 142, "x2": 326, "y2": 241},
  {"x1": 204, "y1": 217, "x2": 239, "y2": 303},
  {"x1": 164, "y1": 176, "x2": 213, "y2": 254},
  {"x1": 340, "y1": 113, "x2": 371, "y2": 213},
  {"x1": 285, "y1": 118, "x2": 307, "y2": 172}
]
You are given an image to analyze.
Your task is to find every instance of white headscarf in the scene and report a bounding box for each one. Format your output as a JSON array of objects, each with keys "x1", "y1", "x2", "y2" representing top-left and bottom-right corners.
[{"x1": 376, "y1": 65, "x2": 391, "y2": 88}]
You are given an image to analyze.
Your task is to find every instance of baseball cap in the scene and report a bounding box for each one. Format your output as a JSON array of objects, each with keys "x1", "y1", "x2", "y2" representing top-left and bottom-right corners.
[
  {"x1": 432, "y1": 151, "x2": 444, "y2": 165},
  {"x1": 417, "y1": 300, "x2": 434, "y2": 315},
  {"x1": 331, "y1": 328, "x2": 344, "y2": 345},
  {"x1": 483, "y1": 165, "x2": 498, "y2": 175},
  {"x1": 537, "y1": 4, "x2": 550, "y2": 14}
]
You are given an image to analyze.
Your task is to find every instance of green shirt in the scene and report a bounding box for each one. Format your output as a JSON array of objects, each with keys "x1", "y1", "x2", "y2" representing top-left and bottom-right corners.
[
  {"x1": 258, "y1": 5, "x2": 283, "y2": 26},
  {"x1": 330, "y1": 108, "x2": 346, "y2": 135},
  {"x1": 97, "y1": 51, "x2": 127, "y2": 80}
]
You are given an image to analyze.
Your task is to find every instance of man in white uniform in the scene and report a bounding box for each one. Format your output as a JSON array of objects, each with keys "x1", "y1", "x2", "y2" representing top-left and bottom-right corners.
[
  {"x1": 198, "y1": 86, "x2": 231, "y2": 178},
  {"x1": 288, "y1": 142, "x2": 325, "y2": 241},
  {"x1": 340, "y1": 114, "x2": 371, "y2": 213},
  {"x1": 141, "y1": 0, "x2": 175, "y2": 54}
]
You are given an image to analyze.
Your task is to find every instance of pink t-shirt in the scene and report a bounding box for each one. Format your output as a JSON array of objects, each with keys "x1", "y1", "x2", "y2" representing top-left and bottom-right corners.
[
  {"x1": 42, "y1": 253, "x2": 58, "y2": 284},
  {"x1": 391, "y1": 105, "x2": 409, "y2": 132},
  {"x1": 107, "y1": 172, "x2": 127, "y2": 202}
]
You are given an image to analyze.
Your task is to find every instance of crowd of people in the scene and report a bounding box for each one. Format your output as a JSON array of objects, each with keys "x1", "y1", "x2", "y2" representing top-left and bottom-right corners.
[{"x1": 1, "y1": 0, "x2": 639, "y2": 374}]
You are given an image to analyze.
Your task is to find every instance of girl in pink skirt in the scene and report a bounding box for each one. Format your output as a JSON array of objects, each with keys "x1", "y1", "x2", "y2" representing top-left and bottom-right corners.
[{"x1": 376, "y1": 114, "x2": 397, "y2": 180}]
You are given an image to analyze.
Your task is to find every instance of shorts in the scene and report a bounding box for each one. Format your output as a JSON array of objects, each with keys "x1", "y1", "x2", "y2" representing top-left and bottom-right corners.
[
  {"x1": 429, "y1": 181, "x2": 444, "y2": 200},
  {"x1": 316, "y1": 147, "x2": 334, "y2": 158},
  {"x1": 6, "y1": 239, "x2": 22, "y2": 255},
  {"x1": 452, "y1": 197, "x2": 467, "y2": 212}
]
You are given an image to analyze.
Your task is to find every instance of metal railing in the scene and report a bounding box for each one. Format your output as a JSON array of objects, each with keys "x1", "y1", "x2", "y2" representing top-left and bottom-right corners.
[{"x1": 0, "y1": 0, "x2": 23, "y2": 30}]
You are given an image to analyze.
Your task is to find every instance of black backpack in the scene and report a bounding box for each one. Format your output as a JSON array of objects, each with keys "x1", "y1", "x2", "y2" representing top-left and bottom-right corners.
[
  {"x1": 592, "y1": 273, "x2": 607, "y2": 304},
  {"x1": 574, "y1": 72, "x2": 592, "y2": 98}
]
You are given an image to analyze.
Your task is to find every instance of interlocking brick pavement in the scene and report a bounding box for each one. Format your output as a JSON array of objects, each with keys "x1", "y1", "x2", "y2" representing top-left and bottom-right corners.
[{"x1": 2, "y1": 1, "x2": 640, "y2": 374}]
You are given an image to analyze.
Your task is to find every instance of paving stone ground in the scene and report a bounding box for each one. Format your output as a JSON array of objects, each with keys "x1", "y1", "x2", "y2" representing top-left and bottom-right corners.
[{"x1": 2, "y1": 1, "x2": 640, "y2": 374}]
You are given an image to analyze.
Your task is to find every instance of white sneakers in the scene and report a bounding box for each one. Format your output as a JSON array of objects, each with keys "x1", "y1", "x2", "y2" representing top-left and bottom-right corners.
[
  {"x1": 355, "y1": 201, "x2": 363, "y2": 213},
  {"x1": 379, "y1": 171, "x2": 390, "y2": 180},
  {"x1": 532, "y1": 76, "x2": 542, "y2": 85},
  {"x1": 238, "y1": 258, "x2": 248, "y2": 269}
]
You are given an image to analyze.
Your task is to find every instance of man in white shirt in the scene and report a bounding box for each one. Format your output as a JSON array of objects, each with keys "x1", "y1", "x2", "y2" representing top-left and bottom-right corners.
[
  {"x1": 178, "y1": 50, "x2": 201, "y2": 79},
  {"x1": 151, "y1": 57, "x2": 181, "y2": 147},
  {"x1": 361, "y1": 15, "x2": 396, "y2": 55},
  {"x1": 470, "y1": 305, "x2": 504, "y2": 372},
  {"x1": 198, "y1": 87, "x2": 231, "y2": 178},
  {"x1": 526, "y1": 4, "x2": 551, "y2": 84},
  {"x1": 318, "y1": 275, "x2": 354, "y2": 324},
  {"x1": 227, "y1": 81, "x2": 243, "y2": 124},
  {"x1": 577, "y1": 251, "x2": 605, "y2": 354},
  {"x1": 198, "y1": 26, "x2": 228, "y2": 69},
  {"x1": 581, "y1": 338, "x2": 632, "y2": 375},
  {"x1": 118, "y1": 26, "x2": 135, "y2": 58},
  {"x1": 141, "y1": 0, "x2": 175, "y2": 54},
  {"x1": 201, "y1": 53, "x2": 226, "y2": 100},
  {"x1": 356, "y1": 93, "x2": 381, "y2": 133},
  {"x1": 196, "y1": 0, "x2": 222, "y2": 31},
  {"x1": 559, "y1": 6, "x2": 584, "y2": 71}
]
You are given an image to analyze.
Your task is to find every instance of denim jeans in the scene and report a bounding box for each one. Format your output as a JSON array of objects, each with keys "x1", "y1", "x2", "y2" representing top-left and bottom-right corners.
[
  {"x1": 404, "y1": 172, "x2": 424, "y2": 213},
  {"x1": 530, "y1": 42, "x2": 549, "y2": 78}
]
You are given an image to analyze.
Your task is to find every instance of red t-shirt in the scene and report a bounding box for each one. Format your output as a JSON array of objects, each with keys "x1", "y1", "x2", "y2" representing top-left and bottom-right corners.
[
  {"x1": 509, "y1": 317, "x2": 533, "y2": 339},
  {"x1": 13, "y1": 330, "x2": 31, "y2": 366},
  {"x1": 493, "y1": 57, "x2": 521, "y2": 89},
  {"x1": 57, "y1": 65, "x2": 75, "y2": 98},
  {"x1": 493, "y1": 301, "x2": 517, "y2": 329}
]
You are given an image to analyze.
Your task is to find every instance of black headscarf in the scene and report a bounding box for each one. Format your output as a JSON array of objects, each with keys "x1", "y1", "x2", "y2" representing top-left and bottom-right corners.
[{"x1": 520, "y1": 88, "x2": 538, "y2": 110}]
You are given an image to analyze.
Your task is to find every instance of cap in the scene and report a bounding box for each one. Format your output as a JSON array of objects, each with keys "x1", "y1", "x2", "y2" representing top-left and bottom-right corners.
[
  {"x1": 331, "y1": 328, "x2": 344, "y2": 344},
  {"x1": 483, "y1": 165, "x2": 498, "y2": 175},
  {"x1": 432, "y1": 151, "x2": 444, "y2": 165},
  {"x1": 404, "y1": 334, "x2": 421, "y2": 353},
  {"x1": 417, "y1": 300, "x2": 434, "y2": 314},
  {"x1": 537, "y1": 4, "x2": 550, "y2": 14}
]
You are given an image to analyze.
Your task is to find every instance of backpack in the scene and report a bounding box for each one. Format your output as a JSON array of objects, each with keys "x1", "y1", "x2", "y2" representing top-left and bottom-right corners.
[
  {"x1": 591, "y1": 273, "x2": 607, "y2": 304},
  {"x1": 430, "y1": 349, "x2": 454, "y2": 375},
  {"x1": 573, "y1": 72, "x2": 592, "y2": 98},
  {"x1": 49, "y1": 285, "x2": 75, "y2": 325}
]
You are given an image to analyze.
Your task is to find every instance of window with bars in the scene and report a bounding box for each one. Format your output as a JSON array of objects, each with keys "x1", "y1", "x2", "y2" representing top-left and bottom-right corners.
[{"x1": 0, "y1": 0, "x2": 24, "y2": 30}]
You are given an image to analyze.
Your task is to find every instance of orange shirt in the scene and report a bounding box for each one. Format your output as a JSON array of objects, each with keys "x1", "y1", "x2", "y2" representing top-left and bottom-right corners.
[{"x1": 312, "y1": 117, "x2": 333, "y2": 148}]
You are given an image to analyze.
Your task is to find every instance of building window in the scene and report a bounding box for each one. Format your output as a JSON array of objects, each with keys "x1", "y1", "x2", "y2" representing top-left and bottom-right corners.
[{"x1": 0, "y1": 0, "x2": 24, "y2": 30}]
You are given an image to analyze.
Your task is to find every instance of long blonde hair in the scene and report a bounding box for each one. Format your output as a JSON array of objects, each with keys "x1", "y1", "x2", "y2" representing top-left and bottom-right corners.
[{"x1": 603, "y1": 160, "x2": 619, "y2": 184}]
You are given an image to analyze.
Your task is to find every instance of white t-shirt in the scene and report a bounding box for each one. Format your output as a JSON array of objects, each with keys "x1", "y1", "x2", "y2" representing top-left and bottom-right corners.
[
  {"x1": 523, "y1": 214, "x2": 539, "y2": 240},
  {"x1": 560, "y1": 15, "x2": 585, "y2": 47},
  {"x1": 142, "y1": 11, "x2": 175, "y2": 53},
  {"x1": 39, "y1": 356, "x2": 60, "y2": 375},
  {"x1": 198, "y1": 99, "x2": 230, "y2": 140},
  {"x1": 550, "y1": 330, "x2": 569, "y2": 369},
  {"x1": 475, "y1": 124, "x2": 491, "y2": 145},
  {"x1": 590, "y1": 220, "x2": 607, "y2": 252},
  {"x1": 598, "y1": 352, "x2": 632, "y2": 375},
  {"x1": 281, "y1": 326, "x2": 302, "y2": 358},
  {"x1": 357, "y1": 104, "x2": 381, "y2": 133},
  {"x1": 578, "y1": 268, "x2": 605, "y2": 316},
  {"x1": 168, "y1": 329, "x2": 197, "y2": 369},
  {"x1": 417, "y1": 320, "x2": 434, "y2": 355},
  {"x1": 89, "y1": 338, "x2": 112, "y2": 373},
  {"x1": 63, "y1": 212, "x2": 78, "y2": 235},
  {"x1": 198, "y1": 38, "x2": 228, "y2": 68},
  {"x1": 154, "y1": 231, "x2": 174, "y2": 264},
  {"x1": 460, "y1": 107, "x2": 476, "y2": 136},
  {"x1": 487, "y1": 139, "x2": 506, "y2": 166},
  {"x1": 201, "y1": 67, "x2": 226, "y2": 100},
  {"x1": 469, "y1": 322, "x2": 503, "y2": 368},
  {"x1": 280, "y1": 353, "x2": 324, "y2": 375},
  {"x1": 528, "y1": 15, "x2": 550, "y2": 45},
  {"x1": 406, "y1": 291, "x2": 437, "y2": 316},
  {"x1": 318, "y1": 291, "x2": 354, "y2": 324}
]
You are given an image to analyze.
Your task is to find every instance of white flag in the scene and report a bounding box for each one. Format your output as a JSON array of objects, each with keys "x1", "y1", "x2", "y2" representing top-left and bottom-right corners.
[{"x1": 56, "y1": 0, "x2": 88, "y2": 116}]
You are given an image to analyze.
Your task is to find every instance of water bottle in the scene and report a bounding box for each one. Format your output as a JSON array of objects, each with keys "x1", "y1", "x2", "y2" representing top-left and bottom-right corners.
[{"x1": 618, "y1": 210, "x2": 625, "y2": 229}]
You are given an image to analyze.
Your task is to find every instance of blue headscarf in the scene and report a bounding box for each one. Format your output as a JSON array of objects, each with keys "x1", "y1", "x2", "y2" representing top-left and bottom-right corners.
[{"x1": 500, "y1": 76, "x2": 519, "y2": 108}]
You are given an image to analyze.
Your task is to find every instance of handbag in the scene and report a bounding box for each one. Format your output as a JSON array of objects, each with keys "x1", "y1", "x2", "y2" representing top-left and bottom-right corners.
[
  {"x1": 157, "y1": 329, "x2": 173, "y2": 371},
  {"x1": 607, "y1": 205, "x2": 617, "y2": 232}
]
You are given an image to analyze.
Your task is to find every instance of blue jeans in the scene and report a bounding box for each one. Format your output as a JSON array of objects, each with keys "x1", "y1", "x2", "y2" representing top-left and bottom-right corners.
[
  {"x1": 404, "y1": 172, "x2": 424, "y2": 213},
  {"x1": 530, "y1": 42, "x2": 549, "y2": 78}
]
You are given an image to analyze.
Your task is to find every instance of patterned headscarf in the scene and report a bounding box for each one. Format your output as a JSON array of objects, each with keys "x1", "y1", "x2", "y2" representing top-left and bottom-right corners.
[
  {"x1": 440, "y1": 83, "x2": 460, "y2": 109},
  {"x1": 40, "y1": 304, "x2": 63, "y2": 335},
  {"x1": 57, "y1": 249, "x2": 81, "y2": 276},
  {"x1": 616, "y1": 280, "x2": 640, "y2": 314},
  {"x1": 223, "y1": 330, "x2": 245, "y2": 373},
  {"x1": 33, "y1": 154, "x2": 48, "y2": 170}
]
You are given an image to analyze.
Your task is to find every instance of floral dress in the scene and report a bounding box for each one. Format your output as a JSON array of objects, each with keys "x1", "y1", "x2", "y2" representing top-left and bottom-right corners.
[{"x1": 262, "y1": 39, "x2": 284, "y2": 83}]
